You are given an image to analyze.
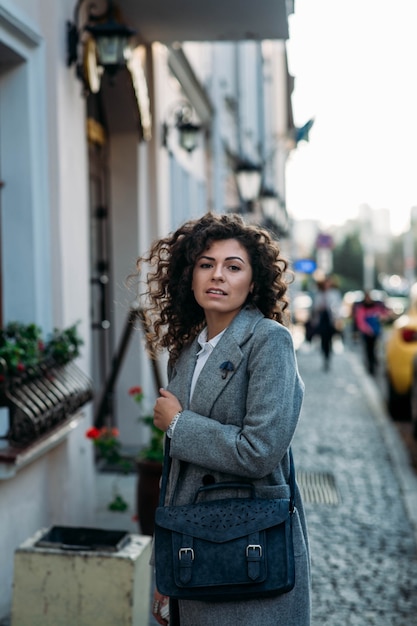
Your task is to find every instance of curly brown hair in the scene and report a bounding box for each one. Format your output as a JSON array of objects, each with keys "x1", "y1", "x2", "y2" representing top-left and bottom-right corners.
[{"x1": 135, "y1": 212, "x2": 291, "y2": 362}]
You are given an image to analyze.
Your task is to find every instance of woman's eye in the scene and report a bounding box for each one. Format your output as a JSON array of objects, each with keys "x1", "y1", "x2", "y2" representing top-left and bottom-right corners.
[
  {"x1": 199, "y1": 262, "x2": 212, "y2": 269},
  {"x1": 228, "y1": 265, "x2": 241, "y2": 271}
]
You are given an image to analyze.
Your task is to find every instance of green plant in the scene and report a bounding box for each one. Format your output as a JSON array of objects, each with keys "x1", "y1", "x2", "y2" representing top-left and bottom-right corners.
[
  {"x1": 128, "y1": 386, "x2": 164, "y2": 463},
  {"x1": 0, "y1": 321, "x2": 83, "y2": 381},
  {"x1": 45, "y1": 323, "x2": 84, "y2": 364},
  {"x1": 85, "y1": 426, "x2": 130, "y2": 512},
  {"x1": 85, "y1": 386, "x2": 163, "y2": 513}
]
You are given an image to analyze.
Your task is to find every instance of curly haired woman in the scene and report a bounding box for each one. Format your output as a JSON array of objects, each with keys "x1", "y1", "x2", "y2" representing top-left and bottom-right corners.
[{"x1": 136, "y1": 212, "x2": 311, "y2": 626}]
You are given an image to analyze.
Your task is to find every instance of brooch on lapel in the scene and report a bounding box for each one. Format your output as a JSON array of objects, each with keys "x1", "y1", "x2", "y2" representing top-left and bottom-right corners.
[{"x1": 219, "y1": 361, "x2": 234, "y2": 379}]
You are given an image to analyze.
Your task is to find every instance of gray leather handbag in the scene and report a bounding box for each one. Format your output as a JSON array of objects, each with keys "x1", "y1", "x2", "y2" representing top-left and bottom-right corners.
[{"x1": 154, "y1": 440, "x2": 296, "y2": 601}]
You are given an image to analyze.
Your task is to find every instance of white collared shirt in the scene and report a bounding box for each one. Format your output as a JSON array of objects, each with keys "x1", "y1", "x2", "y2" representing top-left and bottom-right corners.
[{"x1": 190, "y1": 327, "x2": 226, "y2": 401}]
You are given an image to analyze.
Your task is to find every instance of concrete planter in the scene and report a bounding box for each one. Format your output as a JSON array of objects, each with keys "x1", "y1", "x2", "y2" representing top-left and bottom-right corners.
[{"x1": 11, "y1": 526, "x2": 152, "y2": 626}]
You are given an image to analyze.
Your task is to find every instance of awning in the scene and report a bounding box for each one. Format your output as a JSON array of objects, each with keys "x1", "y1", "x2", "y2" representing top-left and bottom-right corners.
[{"x1": 120, "y1": 0, "x2": 290, "y2": 44}]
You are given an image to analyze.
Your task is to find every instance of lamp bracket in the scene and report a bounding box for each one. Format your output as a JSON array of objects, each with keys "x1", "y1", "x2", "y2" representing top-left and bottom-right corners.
[
  {"x1": 67, "y1": 0, "x2": 135, "y2": 92},
  {"x1": 67, "y1": 0, "x2": 107, "y2": 69},
  {"x1": 163, "y1": 100, "x2": 202, "y2": 154}
]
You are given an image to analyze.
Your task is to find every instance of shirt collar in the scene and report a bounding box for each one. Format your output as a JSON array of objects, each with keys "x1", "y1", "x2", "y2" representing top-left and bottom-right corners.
[{"x1": 196, "y1": 327, "x2": 226, "y2": 355}]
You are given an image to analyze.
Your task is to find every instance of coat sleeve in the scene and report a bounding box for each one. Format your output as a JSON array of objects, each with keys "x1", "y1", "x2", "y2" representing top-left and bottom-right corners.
[{"x1": 169, "y1": 322, "x2": 304, "y2": 479}]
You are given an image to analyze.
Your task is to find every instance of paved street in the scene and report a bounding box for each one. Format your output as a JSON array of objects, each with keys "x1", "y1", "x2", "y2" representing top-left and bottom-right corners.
[{"x1": 293, "y1": 336, "x2": 417, "y2": 625}]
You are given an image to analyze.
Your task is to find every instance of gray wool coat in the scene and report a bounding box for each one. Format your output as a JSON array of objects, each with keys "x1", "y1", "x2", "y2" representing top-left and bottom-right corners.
[{"x1": 163, "y1": 306, "x2": 311, "y2": 626}]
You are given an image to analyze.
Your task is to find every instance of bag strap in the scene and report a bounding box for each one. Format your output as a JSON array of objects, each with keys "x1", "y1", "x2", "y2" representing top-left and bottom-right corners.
[
  {"x1": 159, "y1": 436, "x2": 295, "y2": 511},
  {"x1": 288, "y1": 447, "x2": 295, "y2": 513},
  {"x1": 158, "y1": 437, "x2": 172, "y2": 507}
]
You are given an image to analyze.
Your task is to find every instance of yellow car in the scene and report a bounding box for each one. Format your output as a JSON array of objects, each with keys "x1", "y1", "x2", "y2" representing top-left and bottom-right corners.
[{"x1": 385, "y1": 284, "x2": 416, "y2": 424}]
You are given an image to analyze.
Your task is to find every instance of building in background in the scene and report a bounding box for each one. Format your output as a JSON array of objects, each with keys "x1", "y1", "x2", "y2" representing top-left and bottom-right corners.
[{"x1": 0, "y1": 0, "x2": 298, "y2": 617}]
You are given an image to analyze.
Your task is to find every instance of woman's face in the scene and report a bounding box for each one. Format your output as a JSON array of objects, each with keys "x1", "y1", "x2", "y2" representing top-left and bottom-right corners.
[{"x1": 192, "y1": 238, "x2": 254, "y2": 329}]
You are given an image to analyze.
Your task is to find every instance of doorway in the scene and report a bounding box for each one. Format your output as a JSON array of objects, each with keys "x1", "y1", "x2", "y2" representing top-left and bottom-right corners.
[{"x1": 87, "y1": 95, "x2": 115, "y2": 422}]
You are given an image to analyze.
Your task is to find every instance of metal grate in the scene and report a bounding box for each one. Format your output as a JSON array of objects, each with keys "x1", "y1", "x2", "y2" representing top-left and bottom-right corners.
[
  {"x1": 296, "y1": 470, "x2": 340, "y2": 505},
  {"x1": 2, "y1": 362, "x2": 93, "y2": 445}
]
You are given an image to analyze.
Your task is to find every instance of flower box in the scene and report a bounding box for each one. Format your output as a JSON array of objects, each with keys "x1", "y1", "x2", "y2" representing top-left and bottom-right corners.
[
  {"x1": 0, "y1": 361, "x2": 93, "y2": 445},
  {"x1": 0, "y1": 322, "x2": 93, "y2": 446}
]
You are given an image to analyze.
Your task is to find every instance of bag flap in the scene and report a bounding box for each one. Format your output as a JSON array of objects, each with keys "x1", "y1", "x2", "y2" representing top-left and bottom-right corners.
[{"x1": 155, "y1": 497, "x2": 290, "y2": 542}]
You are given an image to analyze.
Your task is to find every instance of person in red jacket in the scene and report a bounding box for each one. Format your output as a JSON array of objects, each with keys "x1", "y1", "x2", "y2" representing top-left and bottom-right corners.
[{"x1": 355, "y1": 291, "x2": 389, "y2": 375}]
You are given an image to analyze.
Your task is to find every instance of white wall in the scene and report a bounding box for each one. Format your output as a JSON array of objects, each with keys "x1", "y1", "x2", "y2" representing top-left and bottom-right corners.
[
  {"x1": 0, "y1": 420, "x2": 95, "y2": 619},
  {"x1": 0, "y1": 1, "x2": 96, "y2": 619}
]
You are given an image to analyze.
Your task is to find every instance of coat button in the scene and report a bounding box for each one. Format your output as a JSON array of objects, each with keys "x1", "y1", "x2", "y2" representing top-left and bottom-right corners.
[{"x1": 202, "y1": 474, "x2": 215, "y2": 485}]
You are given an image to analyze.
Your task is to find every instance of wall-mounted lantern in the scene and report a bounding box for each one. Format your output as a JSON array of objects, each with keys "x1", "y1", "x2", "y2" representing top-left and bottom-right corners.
[
  {"x1": 260, "y1": 186, "x2": 288, "y2": 236},
  {"x1": 259, "y1": 186, "x2": 279, "y2": 220},
  {"x1": 67, "y1": 0, "x2": 136, "y2": 93},
  {"x1": 163, "y1": 102, "x2": 202, "y2": 154},
  {"x1": 235, "y1": 159, "x2": 263, "y2": 211}
]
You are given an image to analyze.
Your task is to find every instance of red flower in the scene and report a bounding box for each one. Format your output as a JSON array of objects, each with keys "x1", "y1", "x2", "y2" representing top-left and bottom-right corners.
[
  {"x1": 86, "y1": 427, "x2": 101, "y2": 440},
  {"x1": 128, "y1": 386, "x2": 142, "y2": 396},
  {"x1": 96, "y1": 426, "x2": 118, "y2": 437},
  {"x1": 16, "y1": 363, "x2": 25, "y2": 372}
]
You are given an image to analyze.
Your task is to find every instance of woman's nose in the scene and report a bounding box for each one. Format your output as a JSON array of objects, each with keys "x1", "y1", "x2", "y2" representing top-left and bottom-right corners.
[{"x1": 212, "y1": 264, "x2": 225, "y2": 280}]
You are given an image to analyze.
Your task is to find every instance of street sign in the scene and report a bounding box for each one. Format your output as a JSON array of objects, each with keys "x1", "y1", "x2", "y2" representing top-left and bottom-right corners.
[
  {"x1": 293, "y1": 259, "x2": 317, "y2": 274},
  {"x1": 316, "y1": 233, "x2": 333, "y2": 249}
]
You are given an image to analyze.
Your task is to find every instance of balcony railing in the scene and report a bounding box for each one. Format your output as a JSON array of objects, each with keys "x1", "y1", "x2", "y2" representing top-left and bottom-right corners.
[{"x1": 0, "y1": 361, "x2": 93, "y2": 446}]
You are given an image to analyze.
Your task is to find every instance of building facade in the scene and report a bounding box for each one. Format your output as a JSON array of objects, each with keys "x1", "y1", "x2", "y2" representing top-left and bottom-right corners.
[{"x1": 0, "y1": 0, "x2": 295, "y2": 617}]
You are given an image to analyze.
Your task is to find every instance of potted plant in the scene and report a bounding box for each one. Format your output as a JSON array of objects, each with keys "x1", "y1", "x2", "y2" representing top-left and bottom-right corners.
[
  {"x1": 86, "y1": 387, "x2": 163, "y2": 533},
  {"x1": 0, "y1": 321, "x2": 91, "y2": 445},
  {"x1": 128, "y1": 386, "x2": 163, "y2": 535},
  {"x1": 85, "y1": 425, "x2": 130, "y2": 512},
  {"x1": 0, "y1": 321, "x2": 83, "y2": 385}
]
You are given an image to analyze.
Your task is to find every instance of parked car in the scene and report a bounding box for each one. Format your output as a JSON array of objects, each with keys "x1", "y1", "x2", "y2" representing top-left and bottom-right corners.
[{"x1": 385, "y1": 283, "x2": 417, "y2": 427}]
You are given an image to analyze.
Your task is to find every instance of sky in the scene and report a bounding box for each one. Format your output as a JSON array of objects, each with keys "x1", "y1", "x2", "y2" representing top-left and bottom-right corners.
[{"x1": 285, "y1": 0, "x2": 417, "y2": 235}]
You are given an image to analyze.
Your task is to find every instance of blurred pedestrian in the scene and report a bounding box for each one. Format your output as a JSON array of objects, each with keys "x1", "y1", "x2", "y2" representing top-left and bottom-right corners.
[
  {"x1": 135, "y1": 212, "x2": 311, "y2": 626},
  {"x1": 310, "y1": 275, "x2": 342, "y2": 370},
  {"x1": 355, "y1": 291, "x2": 389, "y2": 375}
]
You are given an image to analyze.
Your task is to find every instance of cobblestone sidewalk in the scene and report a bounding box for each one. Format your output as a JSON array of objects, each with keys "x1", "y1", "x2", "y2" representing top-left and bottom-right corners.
[{"x1": 293, "y1": 342, "x2": 417, "y2": 625}]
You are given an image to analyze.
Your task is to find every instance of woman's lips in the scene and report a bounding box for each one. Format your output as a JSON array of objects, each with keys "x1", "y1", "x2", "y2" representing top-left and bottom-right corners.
[{"x1": 206, "y1": 288, "x2": 226, "y2": 295}]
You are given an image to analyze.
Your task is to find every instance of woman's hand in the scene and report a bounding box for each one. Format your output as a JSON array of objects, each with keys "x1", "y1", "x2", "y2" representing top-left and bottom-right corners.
[
  {"x1": 152, "y1": 589, "x2": 170, "y2": 625},
  {"x1": 153, "y1": 388, "x2": 182, "y2": 432}
]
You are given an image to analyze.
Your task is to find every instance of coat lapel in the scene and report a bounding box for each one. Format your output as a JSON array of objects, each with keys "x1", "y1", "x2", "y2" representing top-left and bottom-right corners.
[
  {"x1": 190, "y1": 336, "x2": 243, "y2": 414},
  {"x1": 190, "y1": 306, "x2": 263, "y2": 415}
]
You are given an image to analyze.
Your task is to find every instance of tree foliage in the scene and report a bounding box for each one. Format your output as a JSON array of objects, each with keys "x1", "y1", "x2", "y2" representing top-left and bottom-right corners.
[{"x1": 332, "y1": 231, "x2": 364, "y2": 292}]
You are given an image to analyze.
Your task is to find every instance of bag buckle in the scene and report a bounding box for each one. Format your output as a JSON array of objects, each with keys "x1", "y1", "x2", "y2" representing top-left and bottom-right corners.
[
  {"x1": 179, "y1": 547, "x2": 194, "y2": 561},
  {"x1": 246, "y1": 544, "x2": 262, "y2": 558}
]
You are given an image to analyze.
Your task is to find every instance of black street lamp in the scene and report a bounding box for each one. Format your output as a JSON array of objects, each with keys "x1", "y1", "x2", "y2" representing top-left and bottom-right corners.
[
  {"x1": 235, "y1": 160, "x2": 262, "y2": 212},
  {"x1": 260, "y1": 186, "x2": 289, "y2": 236},
  {"x1": 67, "y1": 0, "x2": 136, "y2": 92},
  {"x1": 259, "y1": 186, "x2": 279, "y2": 221},
  {"x1": 162, "y1": 102, "x2": 202, "y2": 154}
]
